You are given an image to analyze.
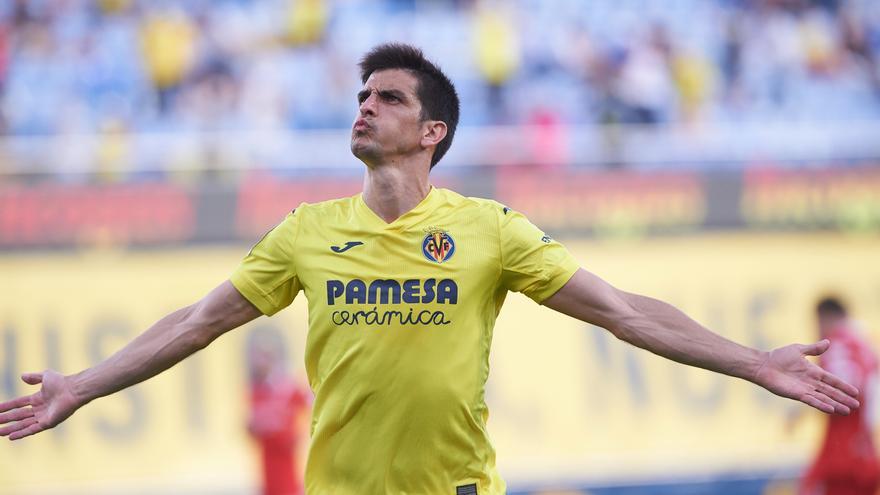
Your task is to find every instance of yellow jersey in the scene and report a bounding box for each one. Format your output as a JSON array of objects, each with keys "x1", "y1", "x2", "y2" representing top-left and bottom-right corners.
[{"x1": 231, "y1": 187, "x2": 579, "y2": 495}]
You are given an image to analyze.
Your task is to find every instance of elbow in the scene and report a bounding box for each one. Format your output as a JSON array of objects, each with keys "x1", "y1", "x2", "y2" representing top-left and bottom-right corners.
[
  {"x1": 617, "y1": 293, "x2": 659, "y2": 348},
  {"x1": 605, "y1": 320, "x2": 633, "y2": 342},
  {"x1": 594, "y1": 290, "x2": 644, "y2": 344},
  {"x1": 188, "y1": 326, "x2": 216, "y2": 351},
  {"x1": 603, "y1": 310, "x2": 647, "y2": 347},
  {"x1": 178, "y1": 306, "x2": 219, "y2": 352},
  {"x1": 187, "y1": 316, "x2": 222, "y2": 351}
]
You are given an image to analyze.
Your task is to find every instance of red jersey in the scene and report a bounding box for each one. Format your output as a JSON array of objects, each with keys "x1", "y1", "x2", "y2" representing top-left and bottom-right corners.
[
  {"x1": 802, "y1": 324, "x2": 880, "y2": 494},
  {"x1": 249, "y1": 374, "x2": 311, "y2": 495}
]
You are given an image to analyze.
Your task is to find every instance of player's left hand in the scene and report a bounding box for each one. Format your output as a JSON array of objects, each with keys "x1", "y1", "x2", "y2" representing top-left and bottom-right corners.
[{"x1": 754, "y1": 339, "x2": 860, "y2": 415}]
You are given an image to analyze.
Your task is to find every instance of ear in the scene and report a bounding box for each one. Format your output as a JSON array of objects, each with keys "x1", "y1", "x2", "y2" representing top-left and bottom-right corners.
[{"x1": 420, "y1": 120, "x2": 448, "y2": 149}]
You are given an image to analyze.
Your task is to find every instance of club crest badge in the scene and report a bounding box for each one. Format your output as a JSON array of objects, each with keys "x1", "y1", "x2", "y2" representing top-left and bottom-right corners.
[{"x1": 422, "y1": 227, "x2": 455, "y2": 264}]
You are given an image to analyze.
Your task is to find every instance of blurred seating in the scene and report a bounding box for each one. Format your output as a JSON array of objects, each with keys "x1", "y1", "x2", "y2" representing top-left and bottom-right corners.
[{"x1": 0, "y1": 0, "x2": 878, "y2": 178}]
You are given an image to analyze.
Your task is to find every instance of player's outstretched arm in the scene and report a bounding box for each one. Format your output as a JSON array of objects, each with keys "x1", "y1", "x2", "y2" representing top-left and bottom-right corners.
[
  {"x1": 543, "y1": 268, "x2": 860, "y2": 415},
  {"x1": 0, "y1": 280, "x2": 262, "y2": 441}
]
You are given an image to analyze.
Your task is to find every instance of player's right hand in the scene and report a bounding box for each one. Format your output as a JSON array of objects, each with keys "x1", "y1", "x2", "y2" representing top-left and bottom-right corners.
[{"x1": 0, "y1": 370, "x2": 83, "y2": 441}]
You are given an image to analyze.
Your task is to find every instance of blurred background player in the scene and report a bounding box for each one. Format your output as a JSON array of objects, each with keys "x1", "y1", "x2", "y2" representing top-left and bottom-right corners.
[
  {"x1": 800, "y1": 297, "x2": 879, "y2": 495},
  {"x1": 246, "y1": 333, "x2": 311, "y2": 495}
]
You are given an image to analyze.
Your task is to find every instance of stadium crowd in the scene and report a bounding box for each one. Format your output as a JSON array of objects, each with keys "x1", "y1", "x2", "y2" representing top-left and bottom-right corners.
[{"x1": 0, "y1": 0, "x2": 879, "y2": 138}]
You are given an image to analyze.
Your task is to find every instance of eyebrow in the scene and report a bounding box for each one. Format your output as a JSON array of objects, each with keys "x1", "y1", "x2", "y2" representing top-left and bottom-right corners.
[{"x1": 357, "y1": 88, "x2": 410, "y2": 103}]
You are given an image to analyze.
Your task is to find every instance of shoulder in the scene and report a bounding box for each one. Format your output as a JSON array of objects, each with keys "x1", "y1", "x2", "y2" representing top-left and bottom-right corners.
[
  {"x1": 449, "y1": 189, "x2": 532, "y2": 230},
  {"x1": 436, "y1": 188, "x2": 508, "y2": 218},
  {"x1": 290, "y1": 194, "x2": 359, "y2": 221}
]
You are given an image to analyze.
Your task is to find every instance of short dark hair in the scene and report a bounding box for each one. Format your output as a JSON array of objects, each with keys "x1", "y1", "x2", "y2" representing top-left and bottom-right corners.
[
  {"x1": 359, "y1": 43, "x2": 460, "y2": 169},
  {"x1": 816, "y1": 296, "x2": 847, "y2": 318}
]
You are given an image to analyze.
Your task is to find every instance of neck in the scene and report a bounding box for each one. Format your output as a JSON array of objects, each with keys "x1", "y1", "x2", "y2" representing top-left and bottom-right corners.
[{"x1": 361, "y1": 160, "x2": 431, "y2": 223}]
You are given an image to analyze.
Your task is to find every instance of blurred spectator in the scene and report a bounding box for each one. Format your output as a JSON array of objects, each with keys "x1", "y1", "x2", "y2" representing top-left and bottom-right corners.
[
  {"x1": 247, "y1": 333, "x2": 312, "y2": 495},
  {"x1": 473, "y1": 0, "x2": 520, "y2": 124},
  {"x1": 140, "y1": 6, "x2": 197, "y2": 114},
  {"x1": 0, "y1": 19, "x2": 9, "y2": 133},
  {"x1": 615, "y1": 23, "x2": 675, "y2": 125},
  {"x1": 284, "y1": 0, "x2": 329, "y2": 46},
  {"x1": 671, "y1": 45, "x2": 716, "y2": 123},
  {"x1": 720, "y1": 11, "x2": 747, "y2": 111},
  {"x1": 0, "y1": 0, "x2": 879, "y2": 137},
  {"x1": 838, "y1": 7, "x2": 880, "y2": 97},
  {"x1": 800, "y1": 297, "x2": 880, "y2": 495},
  {"x1": 525, "y1": 106, "x2": 568, "y2": 169}
]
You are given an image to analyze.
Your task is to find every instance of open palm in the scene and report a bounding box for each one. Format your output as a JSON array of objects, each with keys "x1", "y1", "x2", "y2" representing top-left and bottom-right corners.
[
  {"x1": 0, "y1": 370, "x2": 83, "y2": 440},
  {"x1": 755, "y1": 340, "x2": 860, "y2": 414}
]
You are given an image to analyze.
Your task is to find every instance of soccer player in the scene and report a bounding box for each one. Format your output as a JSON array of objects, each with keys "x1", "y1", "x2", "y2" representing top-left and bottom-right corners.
[
  {"x1": 247, "y1": 335, "x2": 311, "y2": 495},
  {"x1": 800, "y1": 297, "x2": 879, "y2": 495},
  {"x1": 0, "y1": 44, "x2": 862, "y2": 495}
]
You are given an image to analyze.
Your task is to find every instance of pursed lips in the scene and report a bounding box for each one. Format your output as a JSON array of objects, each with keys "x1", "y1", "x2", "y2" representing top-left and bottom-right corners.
[{"x1": 353, "y1": 119, "x2": 371, "y2": 133}]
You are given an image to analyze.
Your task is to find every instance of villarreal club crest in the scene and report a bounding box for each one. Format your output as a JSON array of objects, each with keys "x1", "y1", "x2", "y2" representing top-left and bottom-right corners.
[{"x1": 422, "y1": 227, "x2": 455, "y2": 264}]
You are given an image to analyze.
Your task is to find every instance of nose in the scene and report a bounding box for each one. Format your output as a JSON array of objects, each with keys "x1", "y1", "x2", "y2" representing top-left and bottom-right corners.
[{"x1": 359, "y1": 90, "x2": 378, "y2": 117}]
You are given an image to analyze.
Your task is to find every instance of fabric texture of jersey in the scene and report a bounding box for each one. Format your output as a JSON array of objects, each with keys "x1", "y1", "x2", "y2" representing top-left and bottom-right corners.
[{"x1": 231, "y1": 187, "x2": 580, "y2": 495}]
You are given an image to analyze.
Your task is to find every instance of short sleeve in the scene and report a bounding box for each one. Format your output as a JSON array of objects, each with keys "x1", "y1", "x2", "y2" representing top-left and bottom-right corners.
[
  {"x1": 498, "y1": 206, "x2": 580, "y2": 303},
  {"x1": 230, "y1": 209, "x2": 303, "y2": 316}
]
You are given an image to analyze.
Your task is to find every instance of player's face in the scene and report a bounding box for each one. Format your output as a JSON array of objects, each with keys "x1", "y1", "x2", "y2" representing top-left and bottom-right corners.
[{"x1": 351, "y1": 69, "x2": 426, "y2": 166}]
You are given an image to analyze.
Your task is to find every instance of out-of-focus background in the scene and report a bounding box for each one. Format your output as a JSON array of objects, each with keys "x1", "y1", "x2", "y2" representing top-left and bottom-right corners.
[{"x1": 1, "y1": 0, "x2": 880, "y2": 494}]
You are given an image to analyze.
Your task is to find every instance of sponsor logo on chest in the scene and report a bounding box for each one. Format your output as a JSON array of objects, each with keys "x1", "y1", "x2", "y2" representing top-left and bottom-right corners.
[{"x1": 323, "y1": 226, "x2": 462, "y2": 327}]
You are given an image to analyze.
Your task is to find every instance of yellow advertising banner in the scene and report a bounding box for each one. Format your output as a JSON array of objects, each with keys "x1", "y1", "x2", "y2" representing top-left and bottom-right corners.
[{"x1": 1, "y1": 233, "x2": 879, "y2": 494}]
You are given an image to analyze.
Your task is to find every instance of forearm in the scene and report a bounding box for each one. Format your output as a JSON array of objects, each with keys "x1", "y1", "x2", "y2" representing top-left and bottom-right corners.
[
  {"x1": 610, "y1": 293, "x2": 768, "y2": 382},
  {"x1": 68, "y1": 305, "x2": 213, "y2": 406}
]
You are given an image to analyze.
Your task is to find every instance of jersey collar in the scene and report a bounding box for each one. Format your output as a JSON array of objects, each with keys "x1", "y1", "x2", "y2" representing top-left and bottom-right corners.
[{"x1": 356, "y1": 186, "x2": 440, "y2": 231}]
